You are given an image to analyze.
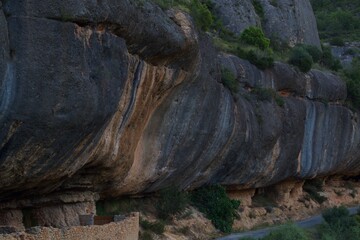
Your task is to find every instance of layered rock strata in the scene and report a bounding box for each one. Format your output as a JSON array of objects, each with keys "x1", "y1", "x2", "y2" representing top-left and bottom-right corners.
[{"x1": 0, "y1": 0, "x2": 359, "y2": 228}]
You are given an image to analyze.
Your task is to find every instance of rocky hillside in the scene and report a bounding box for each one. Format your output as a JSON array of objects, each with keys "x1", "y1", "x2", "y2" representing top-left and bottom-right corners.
[
  {"x1": 214, "y1": 0, "x2": 321, "y2": 47},
  {"x1": 0, "y1": 0, "x2": 359, "y2": 229}
]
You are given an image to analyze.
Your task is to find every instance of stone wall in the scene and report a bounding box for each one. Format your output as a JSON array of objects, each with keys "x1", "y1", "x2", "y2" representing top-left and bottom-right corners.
[{"x1": 0, "y1": 213, "x2": 139, "y2": 240}]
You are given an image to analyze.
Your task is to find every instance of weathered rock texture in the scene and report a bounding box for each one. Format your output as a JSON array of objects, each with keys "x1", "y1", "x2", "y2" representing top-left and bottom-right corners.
[
  {"x1": 0, "y1": 213, "x2": 139, "y2": 240},
  {"x1": 212, "y1": 0, "x2": 321, "y2": 47},
  {"x1": 212, "y1": 0, "x2": 260, "y2": 34},
  {"x1": 0, "y1": 0, "x2": 359, "y2": 228}
]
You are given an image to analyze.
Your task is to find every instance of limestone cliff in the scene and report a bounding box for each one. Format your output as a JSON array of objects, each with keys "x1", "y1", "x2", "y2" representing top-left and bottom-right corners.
[
  {"x1": 212, "y1": 0, "x2": 321, "y2": 47},
  {"x1": 0, "y1": 0, "x2": 359, "y2": 228}
]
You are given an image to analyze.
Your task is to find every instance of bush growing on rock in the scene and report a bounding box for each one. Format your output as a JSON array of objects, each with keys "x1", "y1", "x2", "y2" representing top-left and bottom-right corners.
[
  {"x1": 288, "y1": 46, "x2": 313, "y2": 72},
  {"x1": 301, "y1": 44, "x2": 323, "y2": 63},
  {"x1": 345, "y1": 58, "x2": 360, "y2": 109},
  {"x1": 191, "y1": 185, "x2": 240, "y2": 233},
  {"x1": 189, "y1": 0, "x2": 214, "y2": 31},
  {"x1": 156, "y1": 186, "x2": 189, "y2": 220},
  {"x1": 252, "y1": 87, "x2": 284, "y2": 107},
  {"x1": 221, "y1": 68, "x2": 238, "y2": 93},
  {"x1": 152, "y1": 0, "x2": 216, "y2": 31},
  {"x1": 330, "y1": 37, "x2": 345, "y2": 46},
  {"x1": 321, "y1": 45, "x2": 342, "y2": 71},
  {"x1": 245, "y1": 49, "x2": 274, "y2": 69},
  {"x1": 240, "y1": 27, "x2": 270, "y2": 50}
]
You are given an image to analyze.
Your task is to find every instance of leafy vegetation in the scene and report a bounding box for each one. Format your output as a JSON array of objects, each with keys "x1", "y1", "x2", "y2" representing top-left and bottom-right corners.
[
  {"x1": 240, "y1": 207, "x2": 360, "y2": 240},
  {"x1": 252, "y1": 88, "x2": 284, "y2": 107},
  {"x1": 239, "y1": 48, "x2": 275, "y2": 70},
  {"x1": 311, "y1": 0, "x2": 360, "y2": 41},
  {"x1": 237, "y1": 27, "x2": 274, "y2": 69},
  {"x1": 240, "y1": 27, "x2": 270, "y2": 50},
  {"x1": 317, "y1": 206, "x2": 360, "y2": 240},
  {"x1": 152, "y1": 0, "x2": 275, "y2": 70},
  {"x1": 191, "y1": 185, "x2": 240, "y2": 233},
  {"x1": 262, "y1": 224, "x2": 309, "y2": 240},
  {"x1": 156, "y1": 187, "x2": 189, "y2": 220},
  {"x1": 288, "y1": 46, "x2": 314, "y2": 72},
  {"x1": 140, "y1": 219, "x2": 165, "y2": 234},
  {"x1": 152, "y1": 0, "x2": 216, "y2": 31},
  {"x1": 221, "y1": 68, "x2": 238, "y2": 93},
  {"x1": 343, "y1": 57, "x2": 360, "y2": 109},
  {"x1": 320, "y1": 45, "x2": 342, "y2": 71},
  {"x1": 300, "y1": 44, "x2": 323, "y2": 63},
  {"x1": 287, "y1": 44, "x2": 342, "y2": 73}
]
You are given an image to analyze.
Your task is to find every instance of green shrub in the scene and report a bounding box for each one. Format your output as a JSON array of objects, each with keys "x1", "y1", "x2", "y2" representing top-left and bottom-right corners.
[
  {"x1": 345, "y1": 78, "x2": 360, "y2": 109},
  {"x1": 321, "y1": 45, "x2": 342, "y2": 71},
  {"x1": 140, "y1": 219, "x2": 165, "y2": 234},
  {"x1": 221, "y1": 68, "x2": 238, "y2": 93},
  {"x1": 344, "y1": 57, "x2": 360, "y2": 109},
  {"x1": 288, "y1": 47, "x2": 313, "y2": 72},
  {"x1": 330, "y1": 37, "x2": 345, "y2": 46},
  {"x1": 318, "y1": 206, "x2": 360, "y2": 240},
  {"x1": 96, "y1": 198, "x2": 145, "y2": 216},
  {"x1": 302, "y1": 45, "x2": 323, "y2": 63},
  {"x1": 245, "y1": 49, "x2": 274, "y2": 69},
  {"x1": 263, "y1": 224, "x2": 309, "y2": 240},
  {"x1": 152, "y1": 0, "x2": 216, "y2": 31},
  {"x1": 252, "y1": 88, "x2": 274, "y2": 101},
  {"x1": 241, "y1": 27, "x2": 270, "y2": 50},
  {"x1": 323, "y1": 206, "x2": 350, "y2": 225},
  {"x1": 191, "y1": 185, "x2": 240, "y2": 233},
  {"x1": 314, "y1": 8, "x2": 360, "y2": 40},
  {"x1": 156, "y1": 187, "x2": 189, "y2": 220},
  {"x1": 189, "y1": 0, "x2": 214, "y2": 31},
  {"x1": 252, "y1": 88, "x2": 284, "y2": 107},
  {"x1": 274, "y1": 94, "x2": 285, "y2": 107}
]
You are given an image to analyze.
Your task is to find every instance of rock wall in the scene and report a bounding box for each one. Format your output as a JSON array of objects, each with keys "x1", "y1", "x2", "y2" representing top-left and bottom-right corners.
[
  {"x1": 212, "y1": 0, "x2": 321, "y2": 47},
  {"x1": 0, "y1": 0, "x2": 359, "y2": 227},
  {"x1": 0, "y1": 213, "x2": 139, "y2": 240}
]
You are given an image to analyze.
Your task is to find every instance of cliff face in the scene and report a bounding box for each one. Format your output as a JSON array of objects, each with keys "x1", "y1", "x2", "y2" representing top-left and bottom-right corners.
[
  {"x1": 213, "y1": 0, "x2": 321, "y2": 47},
  {"x1": 0, "y1": 0, "x2": 359, "y2": 222}
]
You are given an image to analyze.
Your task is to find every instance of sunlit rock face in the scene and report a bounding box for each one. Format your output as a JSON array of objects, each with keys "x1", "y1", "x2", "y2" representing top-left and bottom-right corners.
[{"x1": 0, "y1": 0, "x2": 358, "y2": 214}]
